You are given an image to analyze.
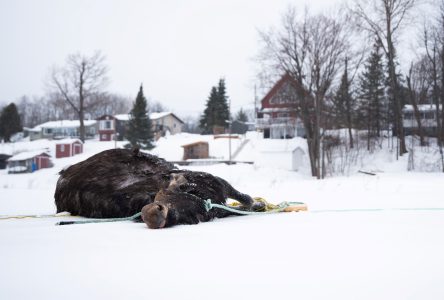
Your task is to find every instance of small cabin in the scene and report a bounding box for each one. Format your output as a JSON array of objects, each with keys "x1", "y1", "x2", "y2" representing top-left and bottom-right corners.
[
  {"x1": 56, "y1": 139, "x2": 83, "y2": 158},
  {"x1": 7, "y1": 151, "x2": 52, "y2": 174},
  {"x1": 182, "y1": 141, "x2": 209, "y2": 160},
  {"x1": 0, "y1": 154, "x2": 12, "y2": 169}
]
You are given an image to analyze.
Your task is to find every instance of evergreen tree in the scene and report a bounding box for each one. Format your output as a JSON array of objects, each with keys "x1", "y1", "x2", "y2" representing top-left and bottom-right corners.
[
  {"x1": 125, "y1": 85, "x2": 154, "y2": 150},
  {"x1": 235, "y1": 108, "x2": 249, "y2": 122},
  {"x1": 0, "y1": 103, "x2": 22, "y2": 142},
  {"x1": 357, "y1": 41, "x2": 386, "y2": 141},
  {"x1": 199, "y1": 79, "x2": 230, "y2": 134},
  {"x1": 216, "y1": 79, "x2": 230, "y2": 125},
  {"x1": 332, "y1": 58, "x2": 355, "y2": 148}
]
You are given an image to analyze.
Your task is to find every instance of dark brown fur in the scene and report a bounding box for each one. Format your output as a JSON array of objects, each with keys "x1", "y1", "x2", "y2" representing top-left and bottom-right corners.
[{"x1": 54, "y1": 148, "x2": 254, "y2": 227}]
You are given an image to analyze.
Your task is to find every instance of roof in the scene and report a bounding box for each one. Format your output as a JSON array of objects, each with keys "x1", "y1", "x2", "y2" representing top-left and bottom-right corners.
[
  {"x1": 260, "y1": 73, "x2": 304, "y2": 107},
  {"x1": 114, "y1": 112, "x2": 184, "y2": 123},
  {"x1": 114, "y1": 114, "x2": 130, "y2": 121},
  {"x1": 403, "y1": 104, "x2": 443, "y2": 112},
  {"x1": 32, "y1": 120, "x2": 97, "y2": 130},
  {"x1": 7, "y1": 150, "x2": 51, "y2": 162},
  {"x1": 181, "y1": 141, "x2": 209, "y2": 148},
  {"x1": 55, "y1": 138, "x2": 83, "y2": 145}
]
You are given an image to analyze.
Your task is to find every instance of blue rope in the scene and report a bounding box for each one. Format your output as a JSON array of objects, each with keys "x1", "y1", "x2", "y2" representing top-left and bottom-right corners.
[{"x1": 55, "y1": 212, "x2": 142, "y2": 226}]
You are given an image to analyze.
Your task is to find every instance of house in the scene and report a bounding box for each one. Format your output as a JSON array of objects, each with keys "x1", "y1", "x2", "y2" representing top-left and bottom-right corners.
[
  {"x1": 7, "y1": 150, "x2": 52, "y2": 174},
  {"x1": 97, "y1": 115, "x2": 129, "y2": 141},
  {"x1": 27, "y1": 120, "x2": 98, "y2": 141},
  {"x1": 0, "y1": 154, "x2": 12, "y2": 169},
  {"x1": 98, "y1": 112, "x2": 184, "y2": 141},
  {"x1": 150, "y1": 112, "x2": 184, "y2": 139},
  {"x1": 55, "y1": 139, "x2": 83, "y2": 158},
  {"x1": 182, "y1": 141, "x2": 209, "y2": 160},
  {"x1": 403, "y1": 104, "x2": 441, "y2": 136},
  {"x1": 256, "y1": 74, "x2": 305, "y2": 139}
]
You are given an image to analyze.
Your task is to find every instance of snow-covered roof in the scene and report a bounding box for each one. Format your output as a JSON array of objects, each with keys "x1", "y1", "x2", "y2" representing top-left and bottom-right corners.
[
  {"x1": 114, "y1": 112, "x2": 183, "y2": 123},
  {"x1": 7, "y1": 150, "x2": 50, "y2": 161},
  {"x1": 403, "y1": 104, "x2": 442, "y2": 112},
  {"x1": 32, "y1": 120, "x2": 97, "y2": 130},
  {"x1": 114, "y1": 114, "x2": 130, "y2": 121},
  {"x1": 150, "y1": 112, "x2": 171, "y2": 120},
  {"x1": 55, "y1": 138, "x2": 83, "y2": 145}
]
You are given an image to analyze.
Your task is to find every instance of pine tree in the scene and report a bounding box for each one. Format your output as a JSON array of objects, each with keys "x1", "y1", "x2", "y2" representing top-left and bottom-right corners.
[
  {"x1": 235, "y1": 108, "x2": 248, "y2": 122},
  {"x1": 332, "y1": 58, "x2": 355, "y2": 148},
  {"x1": 0, "y1": 103, "x2": 22, "y2": 142},
  {"x1": 125, "y1": 85, "x2": 154, "y2": 150},
  {"x1": 357, "y1": 41, "x2": 386, "y2": 147},
  {"x1": 199, "y1": 79, "x2": 231, "y2": 134},
  {"x1": 215, "y1": 79, "x2": 230, "y2": 126}
]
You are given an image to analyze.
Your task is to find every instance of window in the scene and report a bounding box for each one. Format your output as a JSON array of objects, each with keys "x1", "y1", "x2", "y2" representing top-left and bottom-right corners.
[
  {"x1": 277, "y1": 112, "x2": 289, "y2": 118},
  {"x1": 60, "y1": 145, "x2": 65, "y2": 152},
  {"x1": 100, "y1": 120, "x2": 113, "y2": 130},
  {"x1": 44, "y1": 128, "x2": 53, "y2": 135}
]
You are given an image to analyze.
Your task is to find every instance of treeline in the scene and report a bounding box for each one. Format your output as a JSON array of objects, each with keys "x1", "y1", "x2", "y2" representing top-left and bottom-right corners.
[
  {"x1": 16, "y1": 93, "x2": 132, "y2": 129},
  {"x1": 259, "y1": 0, "x2": 444, "y2": 177}
]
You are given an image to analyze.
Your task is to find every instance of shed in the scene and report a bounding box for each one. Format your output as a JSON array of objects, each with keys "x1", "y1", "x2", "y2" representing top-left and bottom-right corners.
[
  {"x1": 0, "y1": 154, "x2": 12, "y2": 169},
  {"x1": 56, "y1": 139, "x2": 83, "y2": 158},
  {"x1": 292, "y1": 147, "x2": 305, "y2": 171},
  {"x1": 182, "y1": 141, "x2": 209, "y2": 160},
  {"x1": 7, "y1": 151, "x2": 52, "y2": 174},
  {"x1": 231, "y1": 120, "x2": 249, "y2": 134}
]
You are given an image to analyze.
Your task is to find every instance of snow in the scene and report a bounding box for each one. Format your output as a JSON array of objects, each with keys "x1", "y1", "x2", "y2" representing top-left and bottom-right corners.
[
  {"x1": 32, "y1": 120, "x2": 97, "y2": 130},
  {"x1": 1, "y1": 133, "x2": 444, "y2": 300},
  {"x1": 114, "y1": 112, "x2": 177, "y2": 121},
  {"x1": 54, "y1": 138, "x2": 83, "y2": 144},
  {"x1": 7, "y1": 149, "x2": 50, "y2": 161},
  {"x1": 403, "y1": 104, "x2": 442, "y2": 112}
]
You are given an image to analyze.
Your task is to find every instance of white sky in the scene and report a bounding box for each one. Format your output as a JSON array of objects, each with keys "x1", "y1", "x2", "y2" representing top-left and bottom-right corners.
[{"x1": 0, "y1": 0, "x2": 427, "y2": 118}]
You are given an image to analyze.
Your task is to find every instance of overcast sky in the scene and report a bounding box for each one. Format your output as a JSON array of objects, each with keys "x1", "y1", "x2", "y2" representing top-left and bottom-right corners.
[{"x1": 0, "y1": 0, "x2": 425, "y2": 118}]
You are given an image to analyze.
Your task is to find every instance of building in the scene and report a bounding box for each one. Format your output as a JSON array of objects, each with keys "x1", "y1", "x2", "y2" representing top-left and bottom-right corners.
[
  {"x1": 98, "y1": 112, "x2": 184, "y2": 141},
  {"x1": 55, "y1": 139, "x2": 83, "y2": 158},
  {"x1": 97, "y1": 115, "x2": 129, "y2": 141},
  {"x1": 27, "y1": 120, "x2": 97, "y2": 141},
  {"x1": 256, "y1": 74, "x2": 305, "y2": 139},
  {"x1": 403, "y1": 104, "x2": 441, "y2": 136},
  {"x1": 150, "y1": 112, "x2": 184, "y2": 139},
  {"x1": 7, "y1": 151, "x2": 52, "y2": 174},
  {"x1": 182, "y1": 141, "x2": 209, "y2": 160}
]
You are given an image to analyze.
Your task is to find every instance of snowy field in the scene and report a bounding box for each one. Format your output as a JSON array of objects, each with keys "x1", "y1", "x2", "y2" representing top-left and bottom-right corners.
[{"x1": 1, "y1": 133, "x2": 444, "y2": 300}]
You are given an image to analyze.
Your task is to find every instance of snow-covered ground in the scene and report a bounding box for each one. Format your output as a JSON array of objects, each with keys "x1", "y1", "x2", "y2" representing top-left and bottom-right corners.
[{"x1": 1, "y1": 133, "x2": 444, "y2": 300}]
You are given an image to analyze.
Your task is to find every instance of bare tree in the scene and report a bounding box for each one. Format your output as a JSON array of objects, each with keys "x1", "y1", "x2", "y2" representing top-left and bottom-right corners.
[
  {"x1": 406, "y1": 58, "x2": 430, "y2": 146},
  {"x1": 351, "y1": 0, "x2": 416, "y2": 157},
  {"x1": 259, "y1": 8, "x2": 349, "y2": 178},
  {"x1": 422, "y1": 1, "x2": 444, "y2": 171},
  {"x1": 49, "y1": 51, "x2": 108, "y2": 141}
]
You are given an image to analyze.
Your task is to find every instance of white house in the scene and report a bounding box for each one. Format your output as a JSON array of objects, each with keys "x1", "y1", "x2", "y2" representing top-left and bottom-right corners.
[
  {"x1": 403, "y1": 104, "x2": 442, "y2": 136},
  {"x1": 27, "y1": 120, "x2": 98, "y2": 141}
]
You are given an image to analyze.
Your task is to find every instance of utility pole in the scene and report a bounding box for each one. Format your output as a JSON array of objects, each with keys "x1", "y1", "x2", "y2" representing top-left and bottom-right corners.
[{"x1": 228, "y1": 96, "x2": 232, "y2": 164}]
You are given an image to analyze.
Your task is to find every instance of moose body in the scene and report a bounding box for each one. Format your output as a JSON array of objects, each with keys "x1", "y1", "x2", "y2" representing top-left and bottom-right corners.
[{"x1": 54, "y1": 149, "x2": 254, "y2": 228}]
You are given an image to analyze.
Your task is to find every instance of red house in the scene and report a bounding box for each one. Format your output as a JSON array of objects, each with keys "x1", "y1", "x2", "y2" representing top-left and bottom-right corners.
[
  {"x1": 256, "y1": 74, "x2": 306, "y2": 139},
  {"x1": 97, "y1": 115, "x2": 116, "y2": 141},
  {"x1": 55, "y1": 139, "x2": 83, "y2": 158}
]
